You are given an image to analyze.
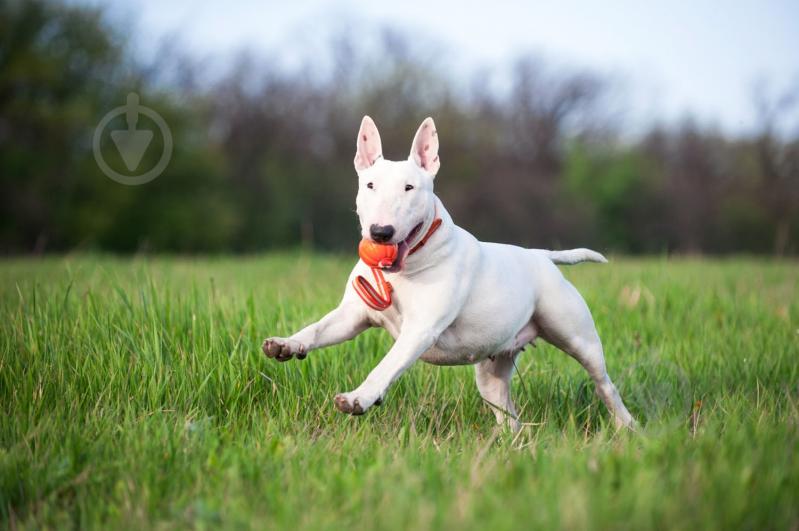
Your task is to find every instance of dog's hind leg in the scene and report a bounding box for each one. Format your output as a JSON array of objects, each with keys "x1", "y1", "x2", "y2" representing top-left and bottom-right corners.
[
  {"x1": 535, "y1": 279, "x2": 635, "y2": 429},
  {"x1": 475, "y1": 354, "x2": 521, "y2": 432}
]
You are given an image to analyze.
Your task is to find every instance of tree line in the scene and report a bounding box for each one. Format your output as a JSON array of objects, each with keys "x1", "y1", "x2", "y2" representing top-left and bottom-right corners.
[{"x1": 1, "y1": 0, "x2": 797, "y2": 255}]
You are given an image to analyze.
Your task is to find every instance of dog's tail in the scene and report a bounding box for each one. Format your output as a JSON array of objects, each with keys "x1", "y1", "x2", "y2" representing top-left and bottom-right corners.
[{"x1": 543, "y1": 248, "x2": 608, "y2": 265}]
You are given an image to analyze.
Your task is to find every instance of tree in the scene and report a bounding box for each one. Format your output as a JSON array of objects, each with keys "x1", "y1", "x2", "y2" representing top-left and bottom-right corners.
[{"x1": 753, "y1": 84, "x2": 799, "y2": 255}]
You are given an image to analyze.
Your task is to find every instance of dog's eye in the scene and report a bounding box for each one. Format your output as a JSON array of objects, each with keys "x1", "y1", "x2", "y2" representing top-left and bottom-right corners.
[
  {"x1": 367, "y1": 182, "x2": 374, "y2": 190},
  {"x1": 405, "y1": 184, "x2": 414, "y2": 192}
]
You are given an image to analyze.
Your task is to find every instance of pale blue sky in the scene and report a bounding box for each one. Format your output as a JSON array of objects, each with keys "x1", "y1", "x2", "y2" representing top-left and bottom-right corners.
[{"x1": 91, "y1": 0, "x2": 798, "y2": 135}]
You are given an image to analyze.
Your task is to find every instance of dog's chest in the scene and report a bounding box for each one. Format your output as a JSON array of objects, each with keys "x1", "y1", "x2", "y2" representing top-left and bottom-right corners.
[{"x1": 367, "y1": 306, "x2": 403, "y2": 339}]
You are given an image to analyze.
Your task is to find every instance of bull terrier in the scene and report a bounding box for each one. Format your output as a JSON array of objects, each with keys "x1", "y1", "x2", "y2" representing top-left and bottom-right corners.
[{"x1": 263, "y1": 116, "x2": 635, "y2": 431}]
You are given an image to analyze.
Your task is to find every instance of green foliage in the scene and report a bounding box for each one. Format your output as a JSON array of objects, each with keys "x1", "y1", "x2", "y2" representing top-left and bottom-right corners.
[
  {"x1": 563, "y1": 143, "x2": 666, "y2": 252},
  {"x1": 1, "y1": 255, "x2": 797, "y2": 529},
  {"x1": 0, "y1": 1, "x2": 240, "y2": 253},
  {"x1": 0, "y1": 0, "x2": 123, "y2": 250}
]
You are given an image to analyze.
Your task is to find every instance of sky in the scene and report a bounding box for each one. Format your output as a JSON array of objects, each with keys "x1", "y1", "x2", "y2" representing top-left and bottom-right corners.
[{"x1": 91, "y1": 0, "x2": 799, "y2": 135}]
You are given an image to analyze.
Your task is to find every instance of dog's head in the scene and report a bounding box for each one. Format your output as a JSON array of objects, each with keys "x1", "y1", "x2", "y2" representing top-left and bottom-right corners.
[{"x1": 353, "y1": 116, "x2": 440, "y2": 263}]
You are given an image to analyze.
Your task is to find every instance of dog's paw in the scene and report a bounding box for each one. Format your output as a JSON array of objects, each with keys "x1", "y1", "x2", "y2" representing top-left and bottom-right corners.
[
  {"x1": 262, "y1": 337, "x2": 306, "y2": 362},
  {"x1": 334, "y1": 393, "x2": 364, "y2": 415},
  {"x1": 333, "y1": 390, "x2": 383, "y2": 416}
]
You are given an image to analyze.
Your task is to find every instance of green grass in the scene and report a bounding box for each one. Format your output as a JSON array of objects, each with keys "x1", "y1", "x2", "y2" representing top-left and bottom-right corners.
[{"x1": 1, "y1": 253, "x2": 798, "y2": 530}]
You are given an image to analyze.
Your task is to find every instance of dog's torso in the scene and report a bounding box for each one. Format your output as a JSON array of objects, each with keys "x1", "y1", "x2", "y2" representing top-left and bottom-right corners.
[{"x1": 345, "y1": 199, "x2": 561, "y2": 365}]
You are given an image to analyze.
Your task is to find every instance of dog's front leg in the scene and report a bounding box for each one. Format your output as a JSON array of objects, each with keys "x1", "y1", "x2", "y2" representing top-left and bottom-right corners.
[
  {"x1": 334, "y1": 325, "x2": 436, "y2": 415},
  {"x1": 263, "y1": 300, "x2": 369, "y2": 362}
]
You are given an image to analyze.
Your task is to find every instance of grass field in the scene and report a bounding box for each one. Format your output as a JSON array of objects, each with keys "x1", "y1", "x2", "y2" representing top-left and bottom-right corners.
[{"x1": 1, "y1": 254, "x2": 797, "y2": 529}]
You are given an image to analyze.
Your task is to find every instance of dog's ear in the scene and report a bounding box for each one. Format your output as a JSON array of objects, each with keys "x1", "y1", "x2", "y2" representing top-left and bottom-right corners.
[
  {"x1": 409, "y1": 117, "x2": 440, "y2": 177},
  {"x1": 354, "y1": 116, "x2": 383, "y2": 171}
]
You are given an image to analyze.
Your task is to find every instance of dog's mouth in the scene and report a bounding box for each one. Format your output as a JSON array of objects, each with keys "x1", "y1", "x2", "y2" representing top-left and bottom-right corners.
[{"x1": 382, "y1": 222, "x2": 424, "y2": 273}]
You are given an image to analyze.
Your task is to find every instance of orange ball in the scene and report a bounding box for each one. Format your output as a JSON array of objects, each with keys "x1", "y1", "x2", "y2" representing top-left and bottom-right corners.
[{"x1": 358, "y1": 238, "x2": 398, "y2": 268}]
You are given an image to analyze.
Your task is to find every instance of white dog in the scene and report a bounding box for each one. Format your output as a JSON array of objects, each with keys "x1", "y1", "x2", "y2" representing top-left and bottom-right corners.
[{"x1": 263, "y1": 116, "x2": 635, "y2": 430}]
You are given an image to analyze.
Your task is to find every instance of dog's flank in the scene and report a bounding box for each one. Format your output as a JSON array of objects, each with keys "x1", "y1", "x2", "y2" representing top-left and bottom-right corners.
[{"x1": 543, "y1": 248, "x2": 608, "y2": 265}]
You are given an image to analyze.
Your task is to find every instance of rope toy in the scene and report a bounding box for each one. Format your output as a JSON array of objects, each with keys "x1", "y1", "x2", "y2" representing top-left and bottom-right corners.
[{"x1": 353, "y1": 216, "x2": 442, "y2": 311}]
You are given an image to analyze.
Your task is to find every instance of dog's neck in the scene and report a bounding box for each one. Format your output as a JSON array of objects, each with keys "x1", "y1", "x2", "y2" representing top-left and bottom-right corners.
[{"x1": 398, "y1": 194, "x2": 454, "y2": 276}]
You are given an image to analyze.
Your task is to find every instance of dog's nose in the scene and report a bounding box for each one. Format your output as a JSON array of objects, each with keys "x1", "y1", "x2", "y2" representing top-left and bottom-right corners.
[{"x1": 369, "y1": 224, "x2": 395, "y2": 243}]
